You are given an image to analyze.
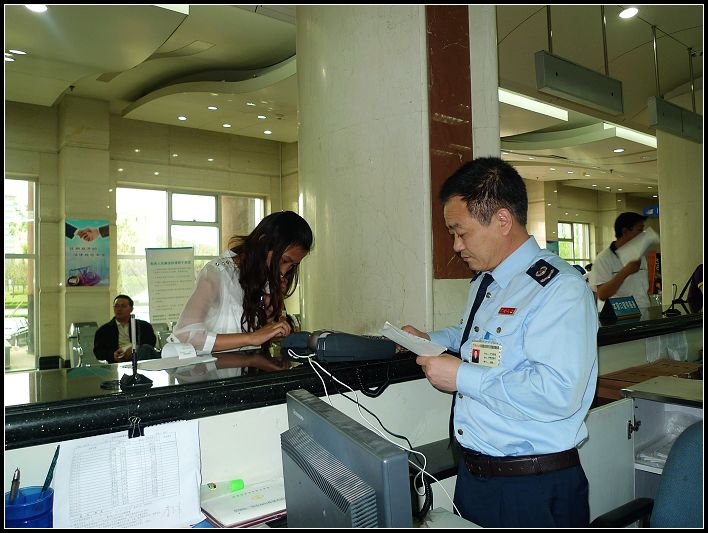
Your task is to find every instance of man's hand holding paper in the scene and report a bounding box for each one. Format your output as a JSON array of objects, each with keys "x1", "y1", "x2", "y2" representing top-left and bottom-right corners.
[
  {"x1": 380, "y1": 321, "x2": 446, "y2": 356},
  {"x1": 616, "y1": 227, "x2": 659, "y2": 265}
]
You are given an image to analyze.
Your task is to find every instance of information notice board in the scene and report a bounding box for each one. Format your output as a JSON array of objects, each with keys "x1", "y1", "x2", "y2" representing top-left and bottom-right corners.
[{"x1": 145, "y1": 247, "x2": 195, "y2": 325}]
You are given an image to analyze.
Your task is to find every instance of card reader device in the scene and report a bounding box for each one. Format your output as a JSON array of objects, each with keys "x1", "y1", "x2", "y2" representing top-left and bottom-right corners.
[{"x1": 281, "y1": 330, "x2": 396, "y2": 362}]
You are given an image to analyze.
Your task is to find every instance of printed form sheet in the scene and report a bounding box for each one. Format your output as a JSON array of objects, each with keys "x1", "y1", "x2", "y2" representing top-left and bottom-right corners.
[{"x1": 53, "y1": 419, "x2": 203, "y2": 528}]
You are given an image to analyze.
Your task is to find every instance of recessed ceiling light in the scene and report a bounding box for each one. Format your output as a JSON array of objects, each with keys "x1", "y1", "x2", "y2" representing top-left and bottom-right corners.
[
  {"x1": 25, "y1": 5, "x2": 48, "y2": 13},
  {"x1": 118, "y1": 168, "x2": 124, "y2": 172},
  {"x1": 605, "y1": 186, "x2": 611, "y2": 189},
  {"x1": 223, "y1": 123, "x2": 231, "y2": 128},
  {"x1": 547, "y1": 203, "x2": 552, "y2": 206},
  {"x1": 264, "y1": 130, "x2": 272, "y2": 135},
  {"x1": 207, "y1": 106, "x2": 218, "y2": 110},
  {"x1": 553, "y1": 189, "x2": 557, "y2": 193},
  {"x1": 528, "y1": 157, "x2": 535, "y2": 160},
  {"x1": 567, "y1": 171, "x2": 574, "y2": 174},
  {"x1": 154, "y1": 171, "x2": 159, "y2": 176},
  {"x1": 4, "y1": 56, "x2": 15, "y2": 62},
  {"x1": 565, "y1": 212, "x2": 569, "y2": 216},
  {"x1": 592, "y1": 184, "x2": 597, "y2": 187},
  {"x1": 652, "y1": 195, "x2": 658, "y2": 198},
  {"x1": 648, "y1": 186, "x2": 653, "y2": 189},
  {"x1": 257, "y1": 115, "x2": 267, "y2": 120},
  {"x1": 172, "y1": 153, "x2": 178, "y2": 157},
  {"x1": 618, "y1": 188, "x2": 623, "y2": 191},
  {"x1": 134, "y1": 149, "x2": 140, "y2": 153},
  {"x1": 207, "y1": 158, "x2": 214, "y2": 162},
  {"x1": 177, "y1": 116, "x2": 187, "y2": 121},
  {"x1": 613, "y1": 148, "x2": 625, "y2": 153},
  {"x1": 549, "y1": 168, "x2": 556, "y2": 171},
  {"x1": 246, "y1": 102, "x2": 256, "y2": 106},
  {"x1": 619, "y1": 7, "x2": 638, "y2": 19},
  {"x1": 8, "y1": 49, "x2": 26, "y2": 55}
]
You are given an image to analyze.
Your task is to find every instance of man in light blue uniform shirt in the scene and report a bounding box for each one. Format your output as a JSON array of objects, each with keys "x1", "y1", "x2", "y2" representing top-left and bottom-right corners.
[{"x1": 404, "y1": 157, "x2": 598, "y2": 527}]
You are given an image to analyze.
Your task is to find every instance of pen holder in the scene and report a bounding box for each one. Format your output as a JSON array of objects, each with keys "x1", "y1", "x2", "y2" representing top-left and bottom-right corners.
[{"x1": 4, "y1": 486, "x2": 54, "y2": 528}]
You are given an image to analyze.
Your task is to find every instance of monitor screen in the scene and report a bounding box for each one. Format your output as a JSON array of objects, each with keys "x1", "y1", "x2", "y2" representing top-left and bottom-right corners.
[{"x1": 280, "y1": 389, "x2": 412, "y2": 527}]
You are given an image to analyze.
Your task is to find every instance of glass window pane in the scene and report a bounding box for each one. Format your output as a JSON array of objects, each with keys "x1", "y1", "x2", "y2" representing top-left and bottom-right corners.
[
  {"x1": 117, "y1": 258, "x2": 149, "y2": 307},
  {"x1": 172, "y1": 193, "x2": 216, "y2": 222},
  {"x1": 117, "y1": 188, "x2": 167, "y2": 254},
  {"x1": 558, "y1": 241, "x2": 574, "y2": 260},
  {"x1": 573, "y1": 223, "x2": 587, "y2": 261},
  {"x1": 4, "y1": 179, "x2": 35, "y2": 254},
  {"x1": 221, "y1": 196, "x2": 264, "y2": 248},
  {"x1": 557, "y1": 222, "x2": 572, "y2": 239},
  {"x1": 4, "y1": 257, "x2": 36, "y2": 366},
  {"x1": 171, "y1": 226, "x2": 219, "y2": 257}
]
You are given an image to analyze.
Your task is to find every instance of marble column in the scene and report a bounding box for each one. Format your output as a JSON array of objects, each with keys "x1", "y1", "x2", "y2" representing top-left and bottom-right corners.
[
  {"x1": 296, "y1": 6, "x2": 433, "y2": 332},
  {"x1": 656, "y1": 131, "x2": 702, "y2": 305},
  {"x1": 58, "y1": 95, "x2": 114, "y2": 358}
]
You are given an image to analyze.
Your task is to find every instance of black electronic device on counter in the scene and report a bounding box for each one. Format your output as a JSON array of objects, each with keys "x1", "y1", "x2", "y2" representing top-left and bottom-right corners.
[{"x1": 281, "y1": 330, "x2": 396, "y2": 362}]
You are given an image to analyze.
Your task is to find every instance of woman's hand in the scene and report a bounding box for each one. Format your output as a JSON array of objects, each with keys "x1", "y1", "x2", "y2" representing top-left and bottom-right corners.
[{"x1": 248, "y1": 319, "x2": 292, "y2": 346}]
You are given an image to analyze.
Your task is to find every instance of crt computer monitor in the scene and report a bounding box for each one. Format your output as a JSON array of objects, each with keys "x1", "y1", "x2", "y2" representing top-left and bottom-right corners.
[{"x1": 280, "y1": 389, "x2": 412, "y2": 527}]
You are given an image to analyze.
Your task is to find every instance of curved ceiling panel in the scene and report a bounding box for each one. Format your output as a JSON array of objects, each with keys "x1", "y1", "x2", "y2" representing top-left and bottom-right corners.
[
  {"x1": 4, "y1": 5, "x2": 187, "y2": 106},
  {"x1": 123, "y1": 58, "x2": 298, "y2": 142}
]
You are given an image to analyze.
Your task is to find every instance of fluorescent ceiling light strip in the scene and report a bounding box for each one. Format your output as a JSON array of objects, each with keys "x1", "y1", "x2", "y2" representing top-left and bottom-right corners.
[
  {"x1": 498, "y1": 88, "x2": 568, "y2": 121},
  {"x1": 604, "y1": 123, "x2": 657, "y2": 148}
]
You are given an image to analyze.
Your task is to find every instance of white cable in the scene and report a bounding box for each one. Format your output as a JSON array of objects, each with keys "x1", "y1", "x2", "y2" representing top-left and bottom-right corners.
[{"x1": 302, "y1": 354, "x2": 460, "y2": 516}]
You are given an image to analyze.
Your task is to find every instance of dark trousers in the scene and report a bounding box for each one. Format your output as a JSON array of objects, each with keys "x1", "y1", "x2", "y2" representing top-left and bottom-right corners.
[{"x1": 453, "y1": 456, "x2": 590, "y2": 527}]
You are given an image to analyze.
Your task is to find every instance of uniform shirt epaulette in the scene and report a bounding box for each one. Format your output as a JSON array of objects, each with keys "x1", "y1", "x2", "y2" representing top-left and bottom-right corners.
[{"x1": 526, "y1": 259, "x2": 559, "y2": 287}]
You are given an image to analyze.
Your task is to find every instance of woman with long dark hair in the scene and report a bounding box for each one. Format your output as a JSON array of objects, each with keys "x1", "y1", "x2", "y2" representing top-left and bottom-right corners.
[{"x1": 173, "y1": 211, "x2": 313, "y2": 373}]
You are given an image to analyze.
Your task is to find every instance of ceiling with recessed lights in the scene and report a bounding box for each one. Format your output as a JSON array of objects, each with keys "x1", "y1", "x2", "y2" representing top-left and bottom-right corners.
[{"x1": 4, "y1": 4, "x2": 703, "y2": 201}]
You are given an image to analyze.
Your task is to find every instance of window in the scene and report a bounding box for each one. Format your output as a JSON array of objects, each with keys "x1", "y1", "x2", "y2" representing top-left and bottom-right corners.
[
  {"x1": 116, "y1": 188, "x2": 264, "y2": 320},
  {"x1": 557, "y1": 222, "x2": 591, "y2": 264},
  {"x1": 4, "y1": 178, "x2": 37, "y2": 371}
]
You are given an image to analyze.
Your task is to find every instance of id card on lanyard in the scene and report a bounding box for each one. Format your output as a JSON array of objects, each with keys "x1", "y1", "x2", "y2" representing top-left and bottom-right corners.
[{"x1": 470, "y1": 341, "x2": 502, "y2": 367}]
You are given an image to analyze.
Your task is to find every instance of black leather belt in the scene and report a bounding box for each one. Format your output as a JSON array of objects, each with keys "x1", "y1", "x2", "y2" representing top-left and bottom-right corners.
[{"x1": 463, "y1": 448, "x2": 580, "y2": 477}]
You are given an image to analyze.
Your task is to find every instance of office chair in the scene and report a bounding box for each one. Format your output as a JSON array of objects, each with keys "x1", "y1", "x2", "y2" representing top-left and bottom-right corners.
[
  {"x1": 590, "y1": 421, "x2": 703, "y2": 528},
  {"x1": 68, "y1": 322, "x2": 103, "y2": 366}
]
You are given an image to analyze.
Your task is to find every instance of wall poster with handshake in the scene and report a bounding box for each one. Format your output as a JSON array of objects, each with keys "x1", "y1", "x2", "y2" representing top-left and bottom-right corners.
[{"x1": 65, "y1": 219, "x2": 110, "y2": 287}]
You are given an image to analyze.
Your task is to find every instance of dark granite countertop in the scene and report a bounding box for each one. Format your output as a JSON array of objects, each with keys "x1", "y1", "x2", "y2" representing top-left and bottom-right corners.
[{"x1": 5, "y1": 312, "x2": 701, "y2": 450}]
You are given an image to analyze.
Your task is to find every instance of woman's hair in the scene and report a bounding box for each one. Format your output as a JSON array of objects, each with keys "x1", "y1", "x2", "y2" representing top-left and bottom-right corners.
[{"x1": 229, "y1": 211, "x2": 313, "y2": 332}]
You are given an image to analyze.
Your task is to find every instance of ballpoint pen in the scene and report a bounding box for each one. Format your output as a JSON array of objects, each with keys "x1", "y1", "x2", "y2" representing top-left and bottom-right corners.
[
  {"x1": 8, "y1": 468, "x2": 20, "y2": 504},
  {"x1": 41, "y1": 445, "x2": 60, "y2": 493}
]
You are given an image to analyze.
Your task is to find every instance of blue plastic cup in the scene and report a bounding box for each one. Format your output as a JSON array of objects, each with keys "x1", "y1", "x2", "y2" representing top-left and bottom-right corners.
[{"x1": 5, "y1": 486, "x2": 54, "y2": 528}]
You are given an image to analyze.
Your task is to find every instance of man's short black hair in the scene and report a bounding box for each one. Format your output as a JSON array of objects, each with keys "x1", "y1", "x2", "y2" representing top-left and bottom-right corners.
[
  {"x1": 614, "y1": 212, "x2": 647, "y2": 238},
  {"x1": 113, "y1": 294, "x2": 134, "y2": 307},
  {"x1": 439, "y1": 156, "x2": 528, "y2": 225}
]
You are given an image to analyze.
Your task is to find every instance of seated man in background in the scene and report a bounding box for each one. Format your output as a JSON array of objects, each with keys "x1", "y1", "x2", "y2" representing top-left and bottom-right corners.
[{"x1": 94, "y1": 295, "x2": 157, "y2": 363}]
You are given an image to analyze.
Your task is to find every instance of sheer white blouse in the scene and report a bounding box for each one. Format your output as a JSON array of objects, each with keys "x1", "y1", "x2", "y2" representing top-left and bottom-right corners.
[{"x1": 173, "y1": 250, "x2": 260, "y2": 357}]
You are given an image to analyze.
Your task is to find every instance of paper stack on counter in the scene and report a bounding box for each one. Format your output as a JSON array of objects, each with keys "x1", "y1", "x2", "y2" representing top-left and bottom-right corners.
[
  {"x1": 138, "y1": 342, "x2": 216, "y2": 370},
  {"x1": 616, "y1": 227, "x2": 660, "y2": 266},
  {"x1": 380, "y1": 321, "x2": 446, "y2": 356},
  {"x1": 200, "y1": 478, "x2": 286, "y2": 528}
]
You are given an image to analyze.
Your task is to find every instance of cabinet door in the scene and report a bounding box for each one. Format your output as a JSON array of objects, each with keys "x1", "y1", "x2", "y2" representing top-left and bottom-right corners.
[{"x1": 579, "y1": 398, "x2": 635, "y2": 521}]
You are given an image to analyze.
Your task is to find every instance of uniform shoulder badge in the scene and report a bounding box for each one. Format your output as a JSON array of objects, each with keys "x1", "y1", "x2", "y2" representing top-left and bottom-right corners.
[{"x1": 526, "y1": 259, "x2": 559, "y2": 287}]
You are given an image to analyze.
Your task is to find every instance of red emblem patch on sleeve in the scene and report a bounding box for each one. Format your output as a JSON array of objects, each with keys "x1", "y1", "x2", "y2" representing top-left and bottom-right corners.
[{"x1": 498, "y1": 307, "x2": 517, "y2": 315}]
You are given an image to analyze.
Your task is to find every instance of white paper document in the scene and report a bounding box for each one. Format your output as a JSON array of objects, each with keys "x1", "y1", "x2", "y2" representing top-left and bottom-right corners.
[
  {"x1": 200, "y1": 478, "x2": 286, "y2": 528},
  {"x1": 138, "y1": 342, "x2": 216, "y2": 370},
  {"x1": 380, "y1": 321, "x2": 446, "y2": 356},
  {"x1": 53, "y1": 419, "x2": 203, "y2": 528},
  {"x1": 616, "y1": 227, "x2": 660, "y2": 265}
]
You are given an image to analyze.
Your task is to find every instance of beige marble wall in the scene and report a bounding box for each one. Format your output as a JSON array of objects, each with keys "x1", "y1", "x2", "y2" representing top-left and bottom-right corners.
[
  {"x1": 297, "y1": 5, "x2": 433, "y2": 333},
  {"x1": 657, "y1": 130, "x2": 703, "y2": 299},
  {"x1": 5, "y1": 99, "x2": 296, "y2": 358}
]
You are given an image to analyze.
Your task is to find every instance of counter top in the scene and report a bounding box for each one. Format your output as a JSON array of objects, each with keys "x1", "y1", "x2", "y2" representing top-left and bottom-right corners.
[
  {"x1": 5, "y1": 312, "x2": 702, "y2": 450},
  {"x1": 5, "y1": 353, "x2": 423, "y2": 450}
]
